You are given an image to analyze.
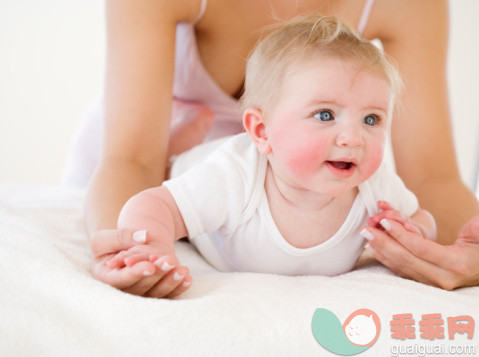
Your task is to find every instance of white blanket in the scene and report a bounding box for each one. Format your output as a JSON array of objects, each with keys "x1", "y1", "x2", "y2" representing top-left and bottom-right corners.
[{"x1": 1, "y1": 186, "x2": 478, "y2": 356}]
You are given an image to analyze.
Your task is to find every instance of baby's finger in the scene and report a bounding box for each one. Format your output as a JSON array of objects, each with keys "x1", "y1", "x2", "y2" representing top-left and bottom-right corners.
[
  {"x1": 90, "y1": 228, "x2": 148, "y2": 257},
  {"x1": 367, "y1": 214, "x2": 383, "y2": 227},
  {"x1": 371, "y1": 209, "x2": 406, "y2": 224},
  {"x1": 377, "y1": 201, "x2": 395, "y2": 211},
  {"x1": 97, "y1": 261, "x2": 154, "y2": 290},
  {"x1": 378, "y1": 218, "x2": 414, "y2": 240},
  {"x1": 124, "y1": 253, "x2": 151, "y2": 267},
  {"x1": 404, "y1": 221, "x2": 421, "y2": 235},
  {"x1": 106, "y1": 251, "x2": 129, "y2": 269},
  {"x1": 383, "y1": 210, "x2": 408, "y2": 225}
]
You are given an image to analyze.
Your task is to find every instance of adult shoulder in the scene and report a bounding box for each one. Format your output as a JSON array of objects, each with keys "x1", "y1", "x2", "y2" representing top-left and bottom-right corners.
[
  {"x1": 365, "y1": 0, "x2": 448, "y2": 44},
  {"x1": 106, "y1": 0, "x2": 205, "y2": 25}
]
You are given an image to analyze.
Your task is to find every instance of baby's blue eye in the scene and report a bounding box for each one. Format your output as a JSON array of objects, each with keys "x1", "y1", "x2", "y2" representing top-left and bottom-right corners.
[
  {"x1": 364, "y1": 115, "x2": 378, "y2": 126},
  {"x1": 314, "y1": 110, "x2": 333, "y2": 121}
]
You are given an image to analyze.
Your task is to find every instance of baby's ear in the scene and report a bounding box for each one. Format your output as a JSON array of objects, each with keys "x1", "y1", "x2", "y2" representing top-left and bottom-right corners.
[{"x1": 242, "y1": 108, "x2": 272, "y2": 155}]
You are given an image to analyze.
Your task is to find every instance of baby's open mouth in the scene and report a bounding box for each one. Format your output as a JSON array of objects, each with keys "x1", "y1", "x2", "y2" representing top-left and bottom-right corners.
[{"x1": 326, "y1": 161, "x2": 355, "y2": 170}]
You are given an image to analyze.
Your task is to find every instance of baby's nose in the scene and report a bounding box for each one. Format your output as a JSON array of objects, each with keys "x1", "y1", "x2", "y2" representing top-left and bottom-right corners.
[{"x1": 336, "y1": 126, "x2": 364, "y2": 147}]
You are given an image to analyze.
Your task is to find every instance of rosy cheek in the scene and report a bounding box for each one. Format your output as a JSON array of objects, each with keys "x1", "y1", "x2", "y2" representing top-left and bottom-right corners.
[
  {"x1": 361, "y1": 141, "x2": 385, "y2": 177},
  {"x1": 281, "y1": 132, "x2": 329, "y2": 177}
]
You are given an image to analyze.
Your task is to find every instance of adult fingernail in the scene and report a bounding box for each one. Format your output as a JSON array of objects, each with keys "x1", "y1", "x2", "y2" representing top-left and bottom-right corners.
[
  {"x1": 173, "y1": 272, "x2": 185, "y2": 281},
  {"x1": 133, "y1": 230, "x2": 147, "y2": 243},
  {"x1": 360, "y1": 229, "x2": 374, "y2": 241},
  {"x1": 365, "y1": 243, "x2": 375, "y2": 253},
  {"x1": 157, "y1": 260, "x2": 175, "y2": 272},
  {"x1": 380, "y1": 219, "x2": 391, "y2": 231}
]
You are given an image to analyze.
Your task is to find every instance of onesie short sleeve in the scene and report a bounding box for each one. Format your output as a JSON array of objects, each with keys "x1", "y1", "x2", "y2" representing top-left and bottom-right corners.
[
  {"x1": 163, "y1": 134, "x2": 262, "y2": 238},
  {"x1": 363, "y1": 162, "x2": 419, "y2": 217}
]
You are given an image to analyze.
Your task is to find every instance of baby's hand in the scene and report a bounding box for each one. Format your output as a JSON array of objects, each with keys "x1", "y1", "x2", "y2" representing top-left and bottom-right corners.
[
  {"x1": 367, "y1": 201, "x2": 423, "y2": 237},
  {"x1": 106, "y1": 242, "x2": 192, "y2": 298}
]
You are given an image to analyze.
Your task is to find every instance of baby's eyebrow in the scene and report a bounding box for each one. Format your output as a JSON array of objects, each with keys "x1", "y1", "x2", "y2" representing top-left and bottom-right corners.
[
  {"x1": 366, "y1": 106, "x2": 388, "y2": 114},
  {"x1": 304, "y1": 99, "x2": 341, "y2": 108}
]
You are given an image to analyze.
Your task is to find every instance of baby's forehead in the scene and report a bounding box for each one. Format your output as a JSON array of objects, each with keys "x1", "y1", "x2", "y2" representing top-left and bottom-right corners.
[
  {"x1": 282, "y1": 57, "x2": 391, "y2": 93},
  {"x1": 286, "y1": 55, "x2": 387, "y2": 80}
]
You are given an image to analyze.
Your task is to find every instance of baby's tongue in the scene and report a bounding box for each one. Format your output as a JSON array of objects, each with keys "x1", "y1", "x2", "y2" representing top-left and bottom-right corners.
[{"x1": 329, "y1": 161, "x2": 349, "y2": 169}]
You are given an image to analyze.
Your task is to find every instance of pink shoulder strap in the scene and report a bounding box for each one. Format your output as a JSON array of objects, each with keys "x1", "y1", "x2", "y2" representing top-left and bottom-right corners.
[
  {"x1": 192, "y1": 0, "x2": 207, "y2": 26},
  {"x1": 357, "y1": 0, "x2": 375, "y2": 35}
]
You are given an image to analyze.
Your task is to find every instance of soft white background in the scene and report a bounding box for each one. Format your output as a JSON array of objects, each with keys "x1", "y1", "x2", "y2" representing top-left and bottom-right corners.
[{"x1": 0, "y1": 1, "x2": 478, "y2": 195}]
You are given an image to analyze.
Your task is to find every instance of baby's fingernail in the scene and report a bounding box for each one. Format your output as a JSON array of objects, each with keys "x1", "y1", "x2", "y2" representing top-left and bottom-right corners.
[
  {"x1": 380, "y1": 219, "x2": 391, "y2": 231},
  {"x1": 133, "y1": 230, "x2": 147, "y2": 243},
  {"x1": 360, "y1": 229, "x2": 374, "y2": 241},
  {"x1": 173, "y1": 272, "x2": 185, "y2": 281},
  {"x1": 182, "y1": 281, "x2": 191, "y2": 287},
  {"x1": 365, "y1": 243, "x2": 375, "y2": 253},
  {"x1": 143, "y1": 270, "x2": 153, "y2": 276}
]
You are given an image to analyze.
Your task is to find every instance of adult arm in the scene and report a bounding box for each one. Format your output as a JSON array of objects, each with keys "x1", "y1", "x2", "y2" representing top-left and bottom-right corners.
[
  {"x1": 86, "y1": 0, "x2": 202, "y2": 287},
  {"x1": 372, "y1": 0, "x2": 479, "y2": 244}
]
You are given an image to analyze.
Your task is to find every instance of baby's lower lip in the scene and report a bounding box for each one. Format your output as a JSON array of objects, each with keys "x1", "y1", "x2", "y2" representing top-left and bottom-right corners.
[{"x1": 325, "y1": 161, "x2": 356, "y2": 178}]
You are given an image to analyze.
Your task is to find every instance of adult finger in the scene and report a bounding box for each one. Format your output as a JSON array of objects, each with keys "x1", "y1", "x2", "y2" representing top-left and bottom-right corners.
[
  {"x1": 364, "y1": 227, "x2": 447, "y2": 287},
  {"x1": 122, "y1": 270, "x2": 165, "y2": 296},
  {"x1": 92, "y1": 259, "x2": 155, "y2": 290},
  {"x1": 145, "y1": 266, "x2": 190, "y2": 298},
  {"x1": 123, "y1": 256, "x2": 178, "y2": 296},
  {"x1": 167, "y1": 275, "x2": 193, "y2": 298},
  {"x1": 377, "y1": 218, "x2": 456, "y2": 268},
  {"x1": 90, "y1": 228, "x2": 148, "y2": 257}
]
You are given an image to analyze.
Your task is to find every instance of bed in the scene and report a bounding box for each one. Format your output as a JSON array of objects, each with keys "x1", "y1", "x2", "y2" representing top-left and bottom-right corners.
[{"x1": 1, "y1": 186, "x2": 478, "y2": 356}]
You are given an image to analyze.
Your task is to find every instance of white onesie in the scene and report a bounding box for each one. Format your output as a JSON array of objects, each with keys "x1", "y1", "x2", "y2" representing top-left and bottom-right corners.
[{"x1": 163, "y1": 133, "x2": 418, "y2": 276}]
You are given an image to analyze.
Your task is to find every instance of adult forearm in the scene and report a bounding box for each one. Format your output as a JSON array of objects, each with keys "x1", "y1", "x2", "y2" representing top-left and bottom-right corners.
[
  {"x1": 412, "y1": 177, "x2": 479, "y2": 245},
  {"x1": 84, "y1": 159, "x2": 165, "y2": 236}
]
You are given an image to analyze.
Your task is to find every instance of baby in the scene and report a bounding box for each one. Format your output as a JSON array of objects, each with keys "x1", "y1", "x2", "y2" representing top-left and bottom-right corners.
[{"x1": 106, "y1": 15, "x2": 436, "y2": 298}]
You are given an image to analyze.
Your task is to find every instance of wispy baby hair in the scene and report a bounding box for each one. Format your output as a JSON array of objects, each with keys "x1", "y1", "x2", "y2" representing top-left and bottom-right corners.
[{"x1": 238, "y1": 14, "x2": 402, "y2": 119}]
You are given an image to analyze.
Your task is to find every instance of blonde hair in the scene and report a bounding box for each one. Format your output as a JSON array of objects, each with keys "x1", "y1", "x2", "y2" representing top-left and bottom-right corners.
[{"x1": 238, "y1": 15, "x2": 402, "y2": 120}]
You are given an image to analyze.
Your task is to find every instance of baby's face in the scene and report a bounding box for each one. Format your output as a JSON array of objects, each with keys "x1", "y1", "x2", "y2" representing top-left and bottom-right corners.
[{"x1": 264, "y1": 57, "x2": 391, "y2": 197}]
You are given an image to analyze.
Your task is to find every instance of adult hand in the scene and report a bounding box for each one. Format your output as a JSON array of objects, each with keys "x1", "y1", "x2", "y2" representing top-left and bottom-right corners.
[
  {"x1": 361, "y1": 215, "x2": 479, "y2": 290},
  {"x1": 89, "y1": 229, "x2": 191, "y2": 298}
]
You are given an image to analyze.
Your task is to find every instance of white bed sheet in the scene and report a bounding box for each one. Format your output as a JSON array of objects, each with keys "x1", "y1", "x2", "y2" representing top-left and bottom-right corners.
[{"x1": 1, "y1": 186, "x2": 478, "y2": 356}]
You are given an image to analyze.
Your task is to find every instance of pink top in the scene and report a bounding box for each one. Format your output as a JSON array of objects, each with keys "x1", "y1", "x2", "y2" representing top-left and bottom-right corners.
[{"x1": 173, "y1": 22, "x2": 244, "y2": 141}]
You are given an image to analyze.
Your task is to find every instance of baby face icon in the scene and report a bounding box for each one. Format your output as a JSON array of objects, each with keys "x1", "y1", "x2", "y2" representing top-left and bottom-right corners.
[{"x1": 343, "y1": 309, "x2": 380, "y2": 347}]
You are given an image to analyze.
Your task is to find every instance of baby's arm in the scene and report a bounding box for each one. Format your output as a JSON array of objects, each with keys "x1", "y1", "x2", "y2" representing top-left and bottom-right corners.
[
  {"x1": 107, "y1": 186, "x2": 191, "y2": 297},
  {"x1": 118, "y1": 186, "x2": 187, "y2": 246},
  {"x1": 367, "y1": 201, "x2": 437, "y2": 241}
]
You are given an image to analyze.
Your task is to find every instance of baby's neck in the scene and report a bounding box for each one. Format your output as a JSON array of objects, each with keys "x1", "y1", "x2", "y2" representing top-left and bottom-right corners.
[
  {"x1": 265, "y1": 164, "x2": 357, "y2": 213},
  {"x1": 264, "y1": 164, "x2": 359, "y2": 248}
]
